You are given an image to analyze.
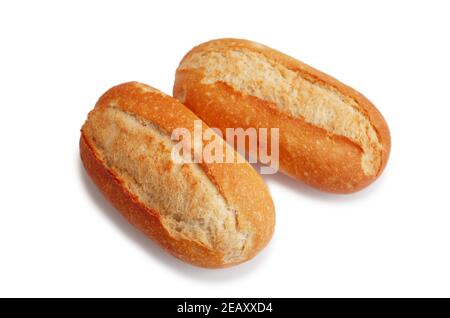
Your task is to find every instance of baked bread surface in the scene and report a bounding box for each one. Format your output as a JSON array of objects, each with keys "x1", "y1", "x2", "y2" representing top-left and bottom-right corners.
[
  {"x1": 174, "y1": 38, "x2": 391, "y2": 193},
  {"x1": 80, "y1": 82, "x2": 275, "y2": 267}
]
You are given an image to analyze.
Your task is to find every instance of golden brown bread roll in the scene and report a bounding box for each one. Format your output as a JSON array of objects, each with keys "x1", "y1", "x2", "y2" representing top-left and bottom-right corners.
[
  {"x1": 173, "y1": 38, "x2": 391, "y2": 193},
  {"x1": 80, "y1": 82, "x2": 275, "y2": 268}
]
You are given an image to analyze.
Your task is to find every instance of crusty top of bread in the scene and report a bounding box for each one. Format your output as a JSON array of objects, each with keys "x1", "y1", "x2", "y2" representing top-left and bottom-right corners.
[
  {"x1": 178, "y1": 38, "x2": 390, "y2": 177},
  {"x1": 81, "y1": 82, "x2": 274, "y2": 265}
]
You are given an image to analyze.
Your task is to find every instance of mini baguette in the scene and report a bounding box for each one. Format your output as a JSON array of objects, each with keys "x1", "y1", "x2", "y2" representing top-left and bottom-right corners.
[
  {"x1": 80, "y1": 82, "x2": 275, "y2": 268},
  {"x1": 174, "y1": 38, "x2": 391, "y2": 193}
]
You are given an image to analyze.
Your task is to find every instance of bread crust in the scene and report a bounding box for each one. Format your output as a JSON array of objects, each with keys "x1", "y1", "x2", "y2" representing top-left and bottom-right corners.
[
  {"x1": 80, "y1": 82, "x2": 275, "y2": 268},
  {"x1": 174, "y1": 38, "x2": 391, "y2": 193}
]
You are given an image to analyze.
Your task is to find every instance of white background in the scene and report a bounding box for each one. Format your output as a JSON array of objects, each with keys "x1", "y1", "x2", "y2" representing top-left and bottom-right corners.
[{"x1": 1, "y1": 0, "x2": 449, "y2": 297}]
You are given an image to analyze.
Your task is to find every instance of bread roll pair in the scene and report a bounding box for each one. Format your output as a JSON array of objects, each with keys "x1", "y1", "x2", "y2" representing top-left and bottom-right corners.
[{"x1": 80, "y1": 38, "x2": 390, "y2": 268}]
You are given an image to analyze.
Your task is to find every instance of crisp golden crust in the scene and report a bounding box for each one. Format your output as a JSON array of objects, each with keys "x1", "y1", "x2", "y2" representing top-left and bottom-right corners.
[
  {"x1": 174, "y1": 38, "x2": 391, "y2": 193},
  {"x1": 80, "y1": 82, "x2": 275, "y2": 267}
]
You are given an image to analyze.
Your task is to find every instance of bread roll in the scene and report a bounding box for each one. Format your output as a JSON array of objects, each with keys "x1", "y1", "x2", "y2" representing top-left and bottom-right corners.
[
  {"x1": 174, "y1": 38, "x2": 391, "y2": 193},
  {"x1": 80, "y1": 82, "x2": 275, "y2": 268}
]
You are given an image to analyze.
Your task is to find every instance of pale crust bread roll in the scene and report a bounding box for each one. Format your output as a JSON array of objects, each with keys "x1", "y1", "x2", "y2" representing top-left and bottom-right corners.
[
  {"x1": 80, "y1": 82, "x2": 275, "y2": 268},
  {"x1": 174, "y1": 38, "x2": 391, "y2": 193}
]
